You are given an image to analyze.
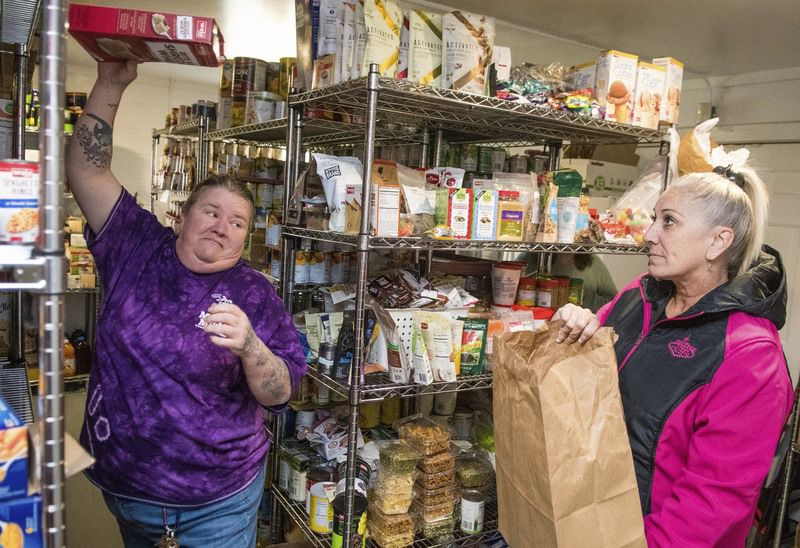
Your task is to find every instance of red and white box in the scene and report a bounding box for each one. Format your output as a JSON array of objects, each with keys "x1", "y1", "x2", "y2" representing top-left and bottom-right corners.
[{"x1": 68, "y1": 4, "x2": 224, "y2": 67}]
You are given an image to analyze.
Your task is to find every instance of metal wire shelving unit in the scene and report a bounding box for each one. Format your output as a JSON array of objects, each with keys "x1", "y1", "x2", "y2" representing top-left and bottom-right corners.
[
  {"x1": 274, "y1": 65, "x2": 665, "y2": 547},
  {"x1": 272, "y1": 481, "x2": 501, "y2": 548}
]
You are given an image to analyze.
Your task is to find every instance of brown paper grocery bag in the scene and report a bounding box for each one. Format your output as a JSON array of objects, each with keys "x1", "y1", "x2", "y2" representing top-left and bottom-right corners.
[{"x1": 493, "y1": 322, "x2": 646, "y2": 548}]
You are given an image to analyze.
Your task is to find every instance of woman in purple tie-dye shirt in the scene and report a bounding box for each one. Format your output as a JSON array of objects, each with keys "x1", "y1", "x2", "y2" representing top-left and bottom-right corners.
[{"x1": 66, "y1": 60, "x2": 306, "y2": 547}]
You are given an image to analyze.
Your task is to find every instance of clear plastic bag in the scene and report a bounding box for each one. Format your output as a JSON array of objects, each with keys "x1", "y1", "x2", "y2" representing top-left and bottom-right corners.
[{"x1": 609, "y1": 158, "x2": 666, "y2": 245}]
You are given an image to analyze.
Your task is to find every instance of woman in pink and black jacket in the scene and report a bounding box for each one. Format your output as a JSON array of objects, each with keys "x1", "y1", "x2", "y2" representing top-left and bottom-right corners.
[{"x1": 554, "y1": 166, "x2": 794, "y2": 547}]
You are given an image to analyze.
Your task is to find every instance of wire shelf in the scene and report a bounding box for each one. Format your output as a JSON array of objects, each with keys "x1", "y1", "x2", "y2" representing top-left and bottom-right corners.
[
  {"x1": 306, "y1": 365, "x2": 493, "y2": 403},
  {"x1": 281, "y1": 226, "x2": 649, "y2": 255},
  {"x1": 291, "y1": 77, "x2": 665, "y2": 146},
  {"x1": 272, "y1": 484, "x2": 502, "y2": 548},
  {"x1": 152, "y1": 120, "x2": 201, "y2": 138},
  {"x1": 206, "y1": 116, "x2": 424, "y2": 147}
]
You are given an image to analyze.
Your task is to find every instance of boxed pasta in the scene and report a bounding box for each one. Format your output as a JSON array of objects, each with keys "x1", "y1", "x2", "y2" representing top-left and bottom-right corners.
[
  {"x1": 408, "y1": 11, "x2": 443, "y2": 87},
  {"x1": 0, "y1": 496, "x2": 42, "y2": 548},
  {"x1": 0, "y1": 397, "x2": 28, "y2": 502},
  {"x1": 360, "y1": 0, "x2": 403, "y2": 77},
  {"x1": 653, "y1": 57, "x2": 684, "y2": 124},
  {"x1": 68, "y1": 4, "x2": 224, "y2": 67},
  {"x1": 0, "y1": 160, "x2": 38, "y2": 244},
  {"x1": 632, "y1": 62, "x2": 666, "y2": 130},
  {"x1": 442, "y1": 11, "x2": 495, "y2": 95},
  {"x1": 595, "y1": 50, "x2": 638, "y2": 124}
]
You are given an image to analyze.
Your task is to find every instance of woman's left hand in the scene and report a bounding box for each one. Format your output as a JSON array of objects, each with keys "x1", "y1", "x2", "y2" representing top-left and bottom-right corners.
[{"x1": 203, "y1": 302, "x2": 262, "y2": 359}]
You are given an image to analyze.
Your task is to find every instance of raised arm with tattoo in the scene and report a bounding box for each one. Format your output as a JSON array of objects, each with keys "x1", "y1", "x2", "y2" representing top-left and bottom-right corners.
[{"x1": 66, "y1": 61, "x2": 139, "y2": 233}]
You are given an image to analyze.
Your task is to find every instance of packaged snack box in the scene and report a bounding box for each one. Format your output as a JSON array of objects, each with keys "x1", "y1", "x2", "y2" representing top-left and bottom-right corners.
[
  {"x1": 568, "y1": 61, "x2": 597, "y2": 92},
  {"x1": 68, "y1": 4, "x2": 224, "y2": 67},
  {"x1": 595, "y1": 50, "x2": 638, "y2": 124},
  {"x1": 653, "y1": 57, "x2": 684, "y2": 124},
  {"x1": 633, "y1": 62, "x2": 666, "y2": 129},
  {"x1": 0, "y1": 397, "x2": 28, "y2": 502},
  {"x1": 0, "y1": 496, "x2": 43, "y2": 547}
]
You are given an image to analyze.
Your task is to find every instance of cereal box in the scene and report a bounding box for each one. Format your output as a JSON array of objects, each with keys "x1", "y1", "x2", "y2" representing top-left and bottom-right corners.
[
  {"x1": 443, "y1": 11, "x2": 495, "y2": 95},
  {"x1": 653, "y1": 57, "x2": 684, "y2": 124},
  {"x1": 0, "y1": 397, "x2": 27, "y2": 502},
  {"x1": 68, "y1": 4, "x2": 224, "y2": 67},
  {"x1": 408, "y1": 11, "x2": 442, "y2": 87},
  {"x1": 595, "y1": 50, "x2": 638, "y2": 124},
  {"x1": 0, "y1": 160, "x2": 38, "y2": 244},
  {"x1": 633, "y1": 62, "x2": 666, "y2": 130},
  {"x1": 568, "y1": 61, "x2": 597, "y2": 92},
  {"x1": 0, "y1": 496, "x2": 42, "y2": 548}
]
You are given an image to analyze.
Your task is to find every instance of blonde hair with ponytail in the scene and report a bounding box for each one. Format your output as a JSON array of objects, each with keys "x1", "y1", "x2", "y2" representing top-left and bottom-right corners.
[{"x1": 669, "y1": 166, "x2": 769, "y2": 278}]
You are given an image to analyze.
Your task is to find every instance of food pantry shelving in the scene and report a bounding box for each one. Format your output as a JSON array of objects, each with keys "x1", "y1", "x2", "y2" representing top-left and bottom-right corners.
[{"x1": 272, "y1": 64, "x2": 663, "y2": 547}]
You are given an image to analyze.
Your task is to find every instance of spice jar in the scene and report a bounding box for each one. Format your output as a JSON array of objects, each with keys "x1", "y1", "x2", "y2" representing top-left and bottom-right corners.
[
  {"x1": 569, "y1": 278, "x2": 584, "y2": 306},
  {"x1": 516, "y1": 276, "x2": 537, "y2": 307},
  {"x1": 553, "y1": 276, "x2": 570, "y2": 309},
  {"x1": 536, "y1": 278, "x2": 560, "y2": 309}
]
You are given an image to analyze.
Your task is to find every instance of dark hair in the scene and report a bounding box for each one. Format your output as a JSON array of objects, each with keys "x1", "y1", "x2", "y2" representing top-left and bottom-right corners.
[
  {"x1": 574, "y1": 253, "x2": 593, "y2": 271},
  {"x1": 181, "y1": 175, "x2": 256, "y2": 231}
]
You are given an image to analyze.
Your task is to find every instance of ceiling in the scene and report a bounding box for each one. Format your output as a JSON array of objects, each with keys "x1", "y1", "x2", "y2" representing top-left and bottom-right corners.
[
  {"x1": 443, "y1": 0, "x2": 800, "y2": 77},
  {"x1": 57, "y1": 0, "x2": 800, "y2": 82}
]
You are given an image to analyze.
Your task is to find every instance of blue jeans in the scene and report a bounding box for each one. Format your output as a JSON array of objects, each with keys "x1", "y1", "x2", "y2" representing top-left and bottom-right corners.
[{"x1": 102, "y1": 463, "x2": 265, "y2": 548}]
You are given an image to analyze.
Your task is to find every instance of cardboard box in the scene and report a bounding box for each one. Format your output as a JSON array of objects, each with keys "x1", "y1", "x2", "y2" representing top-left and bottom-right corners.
[
  {"x1": 560, "y1": 158, "x2": 641, "y2": 195},
  {"x1": 653, "y1": 57, "x2": 684, "y2": 124},
  {"x1": 0, "y1": 398, "x2": 28, "y2": 502},
  {"x1": 595, "y1": 50, "x2": 638, "y2": 124},
  {"x1": 68, "y1": 4, "x2": 224, "y2": 67},
  {"x1": 69, "y1": 233, "x2": 88, "y2": 248},
  {"x1": 0, "y1": 496, "x2": 42, "y2": 547},
  {"x1": 632, "y1": 62, "x2": 666, "y2": 130},
  {"x1": 435, "y1": 188, "x2": 472, "y2": 239},
  {"x1": 568, "y1": 61, "x2": 597, "y2": 91},
  {"x1": 79, "y1": 273, "x2": 97, "y2": 289},
  {"x1": 369, "y1": 161, "x2": 401, "y2": 237}
]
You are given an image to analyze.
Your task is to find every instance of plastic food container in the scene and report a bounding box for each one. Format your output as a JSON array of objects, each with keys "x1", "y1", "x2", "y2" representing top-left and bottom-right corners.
[
  {"x1": 456, "y1": 455, "x2": 495, "y2": 489},
  {"x1": 418, "y1": 514, "x2": 456, "y2": 539},
  {"x1": 411, "y1": 499, "x2": 456, "y2": 522},
  {"x1": 395, "y1": 415, "x2": 452, "y2": 456},
  {"x1": 418, "y1": 450, "x2": 455, "y2": 474},
  {"x1": 370, "y1": 490, "x2": 414, "y2": 515},
  {"x1": 378, "y1": 440, "x2": 422, "y2": 474},
  {"x1": 414, "y1": 483, "x2": 457, "y2": 506},
  {"x1": 375, "y1": 471, "x2": 416, "y2": 498},
  {"x1": 368, "y1": 502, "x2": 415, "y2": 545},
  {"x1": 415, "y1": 467, "x2": 456, "y2": 490}
]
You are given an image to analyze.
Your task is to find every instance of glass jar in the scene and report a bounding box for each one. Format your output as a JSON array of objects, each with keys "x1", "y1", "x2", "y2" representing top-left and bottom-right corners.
[{"x1": 569, "y1": 278, "x2": 584, "y2": 306}]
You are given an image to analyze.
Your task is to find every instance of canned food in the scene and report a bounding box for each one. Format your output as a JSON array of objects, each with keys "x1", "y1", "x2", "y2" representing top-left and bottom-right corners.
[
  {"x1": 460, "y1": 145, "x2": 478, "y2": 172},
  {"x1": 279, "y1": 57, "x2": 297, "y2": 98},
  {"x1": 232, "y1": 57, "x2": 268, "y2": 96},
  {"x1": 331, "y1": 493, "x2": 367, "y2": 548},
  {"x1": 218, "y1": 59, "x2": 235, "y2": 97},
  {"x1": 358, "y1": 402, "x2": 380, "y2": 429},
  {"x1": 308, "y1": 481, "x2": 337, "y2": 534},
  {"x1": 508, "y1": 154, "x2": 528, "y2": 173},
  {"x1": 460, "y1": 489, "x2": 486, "y2": 534},
  {"x1": 266, "y1": 61, "x2": 281, "y2": 95},
  {"x1": 230, "y1": 96, "x2": 248, "y2": 127},
  {"x1": 295, "y1": 409, "x2": 316, "y2": 439},
  {"x1": 318, "y1": 341, "x2": 336, "y2": 375},
  {"x1": 335, "y1": 459, "x2": 371, "y2": 499}
]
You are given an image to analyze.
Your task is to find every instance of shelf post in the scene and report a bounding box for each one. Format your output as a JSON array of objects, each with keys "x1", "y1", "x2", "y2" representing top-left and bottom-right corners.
[
  {"x1": 12, "y1": 42, "x2": 28, "y2": 160},
  {"x1": 343, "y1": 63, "x2": 381, "y2": 546},
  {"x1": 38, "y1": 0, "x2": 69, "y2": 545},
  {"x1": 433, "y1": 128, "x2": 444, "y2": 166},
  {"x1": 197, "y1": 115, "x2": 208, "y2": 182}
]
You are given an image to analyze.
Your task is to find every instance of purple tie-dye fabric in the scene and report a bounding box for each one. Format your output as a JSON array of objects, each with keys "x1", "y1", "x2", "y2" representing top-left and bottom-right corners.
[{"x1": 80, "y1": 190, "x2": 306, "y2": 506}]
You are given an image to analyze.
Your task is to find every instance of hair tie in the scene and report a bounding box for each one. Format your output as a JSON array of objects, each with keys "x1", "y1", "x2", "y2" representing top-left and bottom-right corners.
[{"x1": 712, "y1": 165, "x2": 745, "y2": 188}]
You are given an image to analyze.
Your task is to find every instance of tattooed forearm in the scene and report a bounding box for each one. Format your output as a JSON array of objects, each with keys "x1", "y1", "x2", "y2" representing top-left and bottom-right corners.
[
  {"x1": 240, "y1": 329, "x2": 292, "y2": 406},
  {"x1": 76, "y1": 113, "x2": 113, "y2": 169}
]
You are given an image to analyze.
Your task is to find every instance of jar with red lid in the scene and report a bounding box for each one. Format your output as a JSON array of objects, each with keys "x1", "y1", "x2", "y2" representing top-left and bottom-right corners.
[
  {"x1": 516, "y1": 276, "x2": 537, "y2": 307},
  {"x1": 536, "y1": 278, "x2": 560, "y2": 309}
]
